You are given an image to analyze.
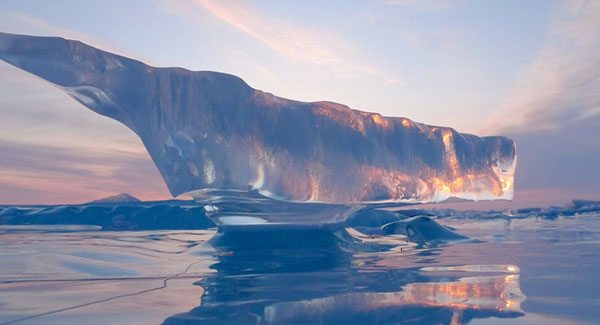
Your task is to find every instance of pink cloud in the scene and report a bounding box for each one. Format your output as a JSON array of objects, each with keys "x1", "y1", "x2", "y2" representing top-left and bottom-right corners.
[
  {"x1": 0, "y1": 140, "x2": 171, "y2": 205},
  {"x1": 160, "y1": 0, "x2": 398, "y2": 81}
]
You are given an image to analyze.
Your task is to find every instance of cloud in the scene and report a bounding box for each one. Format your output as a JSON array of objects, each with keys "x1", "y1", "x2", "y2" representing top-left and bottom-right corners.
[
  {"x1": 0, "y1": 61, "x2": 147, "y2": 155},
  {"x1": 159, "y1": 0, "x2": 396, "y2": 81},
  {"x1": 0, "y1": 14, "x2": 170, "y2": 204},
  {"x1": 481, "y1": 0, "x2": 600, "y2": 135},
  {"x1": 0, "y1": 140, "x2": 170, "y2": 205}
]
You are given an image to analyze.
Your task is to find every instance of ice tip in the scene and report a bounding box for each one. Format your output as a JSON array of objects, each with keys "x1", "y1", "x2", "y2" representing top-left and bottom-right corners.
[{"x1": 0, "y1": 31, "x2": 16, "y2": 52}]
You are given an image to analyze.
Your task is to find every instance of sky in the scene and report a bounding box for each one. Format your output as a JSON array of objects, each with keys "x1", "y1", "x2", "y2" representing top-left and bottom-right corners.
[{"x1": 0, "y1": 0, "x2": 598, "y2": 207}]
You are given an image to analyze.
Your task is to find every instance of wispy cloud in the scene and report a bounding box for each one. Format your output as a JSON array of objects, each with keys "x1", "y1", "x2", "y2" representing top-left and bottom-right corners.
[
  {"x1": 0, "y1": 62, "x2": 148, "y2": 155},
  {"x1": 481, "y1": 0, "x2": 600, "y2": 135},
  {"x1": 0, "y1": 61, "x2": 167, "y2": 204},
  {"x1": 0, "y1": 140, "x2": 170, "y2": 204},
  {"x1": 159, "y1": 0, "x2": 397, "y2": 81}
]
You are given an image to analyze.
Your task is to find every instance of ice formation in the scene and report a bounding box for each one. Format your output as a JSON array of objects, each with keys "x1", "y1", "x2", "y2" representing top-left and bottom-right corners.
[{"x1": 0, "y1": 32, "x2": 516, "y2": 204}]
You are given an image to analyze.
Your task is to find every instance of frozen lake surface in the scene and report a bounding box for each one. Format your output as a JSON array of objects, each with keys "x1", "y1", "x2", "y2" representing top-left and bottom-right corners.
[{"x1": 1, "y1": 213, "x2": 599, "y2": 324}]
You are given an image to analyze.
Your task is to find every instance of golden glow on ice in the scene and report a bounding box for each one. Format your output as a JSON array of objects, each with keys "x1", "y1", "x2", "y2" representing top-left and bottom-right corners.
[
  {"x1": 352, "y1": 163, "x2": 514, "y2": 203},
  {"x1": 371, "y1": 114, "x2": 391, "y2": 128},
  {"x1": 308, "y1": 175, "x2": 320, "y2": 201},
  {"x1": 229, "y1": 110, "x2": 516, "y2": 203}
]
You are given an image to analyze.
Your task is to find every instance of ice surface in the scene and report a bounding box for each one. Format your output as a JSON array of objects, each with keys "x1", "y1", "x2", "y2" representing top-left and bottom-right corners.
[
  {"x1": 2, "y1": 213, "x2": 600, "y2": 324},
  {"x1": 382, "y1": 216, "x2": 472, "y2": 245},
  {"x1": 0, "y1": 32, "x2": 516, "y2": 204},
  {"x1": 0, "y1": 229, "x2": 215, "y2": 324},
  {"x1": 2, "y1": 198, "x2": 599, "y2": 233},
  {"x1": 0, "y1": 200, "x2": 214, "y2": 231}
]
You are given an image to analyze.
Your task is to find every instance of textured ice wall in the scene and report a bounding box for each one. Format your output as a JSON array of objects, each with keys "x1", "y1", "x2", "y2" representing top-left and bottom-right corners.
[{"x1": 0, "y1": 32, "x2": 516, "y2": 203}]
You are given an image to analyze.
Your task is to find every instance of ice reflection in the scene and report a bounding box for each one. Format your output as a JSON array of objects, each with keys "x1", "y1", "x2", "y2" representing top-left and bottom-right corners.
[
  {"x1": 265, "y1": 274, "x2": 524, "y2": 324},
  {"x1": 420, "y1": 264, "x2": 520, "y2": 273},
  {"x1": 164, "y1": 229, "x2": 525, "y2": 324}
]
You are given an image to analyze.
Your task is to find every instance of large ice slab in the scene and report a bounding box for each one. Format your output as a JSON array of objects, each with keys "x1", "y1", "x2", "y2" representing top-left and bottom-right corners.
[{"x1": 0, "y1": 32, "x2": 516, "y2": 204}]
